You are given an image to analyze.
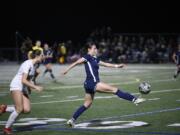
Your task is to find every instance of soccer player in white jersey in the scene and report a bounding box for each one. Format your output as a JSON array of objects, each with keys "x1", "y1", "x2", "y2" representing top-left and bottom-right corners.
[{"x1": 0, "y1": 50, "x2": 43, "y2": 134}]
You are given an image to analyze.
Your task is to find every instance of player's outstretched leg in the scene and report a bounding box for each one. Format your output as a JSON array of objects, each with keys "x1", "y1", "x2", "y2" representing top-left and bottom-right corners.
[
  {"x1": 0, "y1": 104, "x2": 15, "y2": 114},
  {"x1": 96, "y1": 82, "x2": 146, "y2": 105},
  {"x1": 115, "y1": 89, "x2": 146, "y2": 105}
]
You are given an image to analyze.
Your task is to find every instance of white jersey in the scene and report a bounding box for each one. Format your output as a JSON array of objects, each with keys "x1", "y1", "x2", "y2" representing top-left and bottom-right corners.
[{"x1": 10, "y1": 59, "x2": 35, "y2": 91}]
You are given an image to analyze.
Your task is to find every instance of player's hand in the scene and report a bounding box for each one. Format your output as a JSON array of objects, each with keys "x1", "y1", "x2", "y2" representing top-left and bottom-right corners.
[
  {"x1": 117, "y1": 64, "x2": 127, "y2": 68},
  {"x1": 62, "y1": 70, "x2": 68, "y2": 75},
  {"x1": 35, "y1": 86, "x2": 43, "y2": 92}
]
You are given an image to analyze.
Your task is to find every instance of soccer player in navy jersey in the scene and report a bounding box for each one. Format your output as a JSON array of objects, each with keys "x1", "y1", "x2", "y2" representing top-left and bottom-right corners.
[
  {"x1": 62, "y1": 42, "x2": 146, "y2": 127},
  {"x1": 172, "y1": 44, "x2": 180, "y2": 78},
  {"x1": 43, "y1": 43, "x2": 56, "y2": 81}
]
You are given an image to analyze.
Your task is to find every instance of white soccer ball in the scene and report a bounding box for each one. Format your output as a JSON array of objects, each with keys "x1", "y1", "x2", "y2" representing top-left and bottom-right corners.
[{"x1": 139, "y1": 82, "x2": 151, "y2": 94}]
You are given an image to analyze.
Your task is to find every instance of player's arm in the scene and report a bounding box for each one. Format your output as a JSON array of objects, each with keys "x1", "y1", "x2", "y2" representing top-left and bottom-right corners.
[
  {"x1": 172, "y1": 52, "x2": 177, "y2": 63},
  {"x1": 99, "y1": 61, "x2": 126, "y2": 68},
  {"x1": 62, "y1": 57, "x2": 86, "y2": 75},
  {"x1": 22, "y1": 73, "x2": 43, "y2": 92}
]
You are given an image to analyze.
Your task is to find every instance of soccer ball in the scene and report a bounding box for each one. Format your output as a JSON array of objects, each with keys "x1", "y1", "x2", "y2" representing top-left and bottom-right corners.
[{"x1": 139, "y1": 82, "x2": 151, "y2": 94}]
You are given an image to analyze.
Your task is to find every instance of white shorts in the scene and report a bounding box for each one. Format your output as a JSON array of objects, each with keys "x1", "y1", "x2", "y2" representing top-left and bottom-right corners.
[
  {"x1": 10, "y1": 77, "x2": 31, "y2": 95},
  {"x1": 10, "y1": 78, "x2": 23, "y2": 91}
]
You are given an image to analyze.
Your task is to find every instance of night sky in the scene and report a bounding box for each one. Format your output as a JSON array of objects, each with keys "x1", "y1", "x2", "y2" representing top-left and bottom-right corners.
[{"x1": 4, "y1": 1, "x2": 180, "y2": 47}]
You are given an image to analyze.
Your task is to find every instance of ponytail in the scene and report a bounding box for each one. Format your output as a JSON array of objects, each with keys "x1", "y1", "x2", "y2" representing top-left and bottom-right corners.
[{"x1": 31, "y1": 50, "x2": 42, "y2": 59}]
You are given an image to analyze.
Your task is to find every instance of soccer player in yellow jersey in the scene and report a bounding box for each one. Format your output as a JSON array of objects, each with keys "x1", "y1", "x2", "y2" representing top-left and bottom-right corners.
[
  {"x1": 32, "y1": 40, "x2": 43, "y2": 53},
  {"x1": 28, "y1": 40, "x2": 44, "y2": 84}
]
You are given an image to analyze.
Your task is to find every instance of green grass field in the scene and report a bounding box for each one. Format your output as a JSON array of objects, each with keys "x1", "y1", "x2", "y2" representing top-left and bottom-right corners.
[{"x1": 0, "y1": 64, "x2": 180, "y2": 135}]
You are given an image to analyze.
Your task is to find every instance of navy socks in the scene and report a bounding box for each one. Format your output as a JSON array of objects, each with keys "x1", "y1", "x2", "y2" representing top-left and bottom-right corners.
[
  {"x1": 115, "y1": 89, "x2": 135, "y2": 101},
  {"x1": 72, "y1": 105, "x2": 87, "y2": 120}
]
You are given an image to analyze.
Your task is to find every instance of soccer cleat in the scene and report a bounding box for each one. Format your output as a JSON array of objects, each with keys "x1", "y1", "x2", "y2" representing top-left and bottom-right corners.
[
  {"x1": 3, "y1": 128, "x2": 13, "y2": 135},
  {"x1": 0, "y1": 104, "x2": 7, "y2": 114},
  {"x1": 67, "y1": 118, "x2": 75, "y2": 128},
  {"x1": 133, "y1": 97, "x2": 146, "y2": 106}
]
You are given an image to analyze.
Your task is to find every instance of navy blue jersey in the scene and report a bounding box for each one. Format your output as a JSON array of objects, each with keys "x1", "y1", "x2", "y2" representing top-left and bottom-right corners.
[
  {"x1": 83, "y1": 54, "x2": 100, "y2": 83},
  {"x1": 43, "y1": 49, "x2": 53, "y2": 64},
  {"x1": 44, "y1": 49, "x2": 53, "y2": 57},
  {"x1": 175, "y1": 51, "x2": 180, "y2": 65}
]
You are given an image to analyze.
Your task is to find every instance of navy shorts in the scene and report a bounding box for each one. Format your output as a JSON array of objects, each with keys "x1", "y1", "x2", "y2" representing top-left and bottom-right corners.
[
  {"x1": 44, "y1": 58, "x2": 52, "y2": 65},
  {"x1": 84, "y1": 81, "x2": 98, "y2": 94}
]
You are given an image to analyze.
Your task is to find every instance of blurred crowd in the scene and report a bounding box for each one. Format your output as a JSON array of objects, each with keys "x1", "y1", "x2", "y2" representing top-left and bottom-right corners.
[
  {"x1": 87, "y1": 27, "x2": 179, "y2": 63},
  {"x1": 19, "y1": 27, "x2": 180, "y2": 64}
]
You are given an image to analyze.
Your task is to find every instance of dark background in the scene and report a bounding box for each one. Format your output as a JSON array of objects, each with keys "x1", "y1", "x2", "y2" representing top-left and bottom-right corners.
[{"x1": 2, "y1": 1, "x2": 180, "y2": 47}]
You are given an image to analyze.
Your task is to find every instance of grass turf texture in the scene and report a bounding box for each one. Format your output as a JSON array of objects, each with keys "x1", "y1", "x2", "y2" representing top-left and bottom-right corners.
[{"x1": 0, "y1": 64, "x2": 180, "y2": 135}]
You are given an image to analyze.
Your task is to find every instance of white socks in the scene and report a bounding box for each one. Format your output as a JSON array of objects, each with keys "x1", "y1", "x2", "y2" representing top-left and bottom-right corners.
[
  {"x1": 6, "y1": 106, "x2": 15, "y2": 113},
  {"x1": 5, "y1": 110, "x2": 19, "y2": 128}
]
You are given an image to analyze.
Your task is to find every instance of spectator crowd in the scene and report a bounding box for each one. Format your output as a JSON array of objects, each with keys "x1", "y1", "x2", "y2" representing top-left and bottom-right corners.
[{"x1": 19, "y1": 26, "x2": 179, "y2": 64}]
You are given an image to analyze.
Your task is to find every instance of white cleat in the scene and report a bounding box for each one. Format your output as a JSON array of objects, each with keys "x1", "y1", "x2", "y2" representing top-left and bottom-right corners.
[
  {"x1": 133, "y1": 97, "x2": 146, "y2": 106},
  {"x1": 67, "y1": 118, "x2": 75, "y2": 128}
]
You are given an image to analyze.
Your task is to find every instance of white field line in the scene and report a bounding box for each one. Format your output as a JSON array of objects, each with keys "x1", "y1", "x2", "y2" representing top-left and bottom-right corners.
[
  {"x1": 148, "y1": 98, "x2": 160, "y2": 101},
  {"x1": 38, "y1": 72, "x2": 173, "y2": 84},
  {"x1": 0, "y1": 78, "x2": 177, "y2": 94},
  {"x1": 167, "y1": 123, "x2": 180, "y2": 127},
  {"x1": 47, "y1": 78, "x2": 174, "y2": 90},
  {"x1": 31, "y1": 88, "x2": 180, "y2": 105},
  {"x1": 40, "y1": 95, "x2": 54, "y2": 98},
  {"x1": 0, "y1": 93, "x2": 7, "y2": 96},
  {"x1": 67, "y1": 96, "x2": 79, "y2": 99}
]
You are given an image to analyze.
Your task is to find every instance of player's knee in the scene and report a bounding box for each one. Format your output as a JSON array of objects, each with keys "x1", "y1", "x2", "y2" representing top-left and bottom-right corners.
[
  {"x1": 112, "y1": 88, "x2": 118, "y2": 94},
  {"x1": 23, "y1": 108, "x2": 31, "y2": 113},
  {"x1": 36, "y1": 69, "x2": 41, "y2": 74},
  {"x1": 36, "y1": 71, "x2": 40, "y2": 74},
  {"x1": 47, "y1": 66, "x2": 51, "y2": 70},
  {"x1": 84, "y1": 101, "x2": 93, "y2": 108}
]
